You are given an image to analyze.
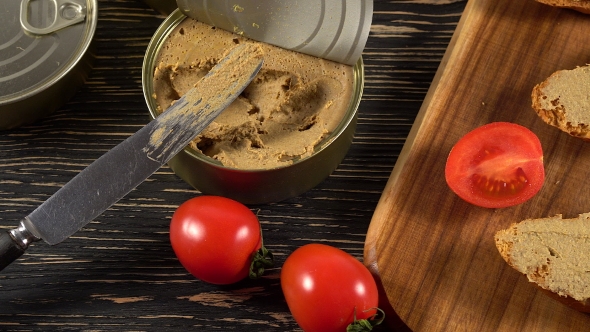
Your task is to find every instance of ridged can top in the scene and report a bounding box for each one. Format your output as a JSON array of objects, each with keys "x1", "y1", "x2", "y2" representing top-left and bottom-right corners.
[
  {"x1": 175, "y1": 0, "x2": 373, "y2": 66},
  {"x1": 0, "y1": 0, "x2": 96, "y2": 103}
]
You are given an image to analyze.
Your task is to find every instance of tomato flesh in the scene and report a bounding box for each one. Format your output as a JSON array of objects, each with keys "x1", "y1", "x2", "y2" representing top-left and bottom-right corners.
[
  {"x1": 472, "y1": 167, "x2": 529, "y2": 197},
  {"x1": 281, "y1": 244, "x2": 379, "y2": 332},
  {"x1": 445, "y1": 122, "x2": 544, "y2": 208}
]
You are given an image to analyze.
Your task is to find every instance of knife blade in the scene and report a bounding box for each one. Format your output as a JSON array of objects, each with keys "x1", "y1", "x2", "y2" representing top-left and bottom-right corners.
[{"x1": 0, "y1": 43, "x2": 264, "y2": 271}]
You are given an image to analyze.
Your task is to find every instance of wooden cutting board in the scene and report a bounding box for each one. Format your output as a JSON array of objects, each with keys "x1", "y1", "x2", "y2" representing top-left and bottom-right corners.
[{"x1": 364, "y1": 0, "x2": 590, "y2": 331}]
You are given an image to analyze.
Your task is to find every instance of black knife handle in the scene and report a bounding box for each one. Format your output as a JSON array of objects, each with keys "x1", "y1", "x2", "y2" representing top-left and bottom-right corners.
[
  {"x1": 0, "y1": 220, "x2": 40, "y2": 271},
  {"x1": 0, "y1": 231, "x2": 25, "y2": 271}
]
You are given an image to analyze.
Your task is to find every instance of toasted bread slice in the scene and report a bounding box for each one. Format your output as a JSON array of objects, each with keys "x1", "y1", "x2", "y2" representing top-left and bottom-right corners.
[
  {"x1": 494, "y1": 214, "x2": 590, "y2": 313},
  {"x1": 531, "y1": 65, "x2": 590, "y2": 140}
]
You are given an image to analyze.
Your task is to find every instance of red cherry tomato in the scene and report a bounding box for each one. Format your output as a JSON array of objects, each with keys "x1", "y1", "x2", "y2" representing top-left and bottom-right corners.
[
  {"x1": 169, "y1": 195, "x2": 272, "y2": 285},
  {"x1": 281, "y1": 244, "x2": 381, "y2": 332},
  {"x1": 445, "y1": 122, "x2": 545, "y2": 208}
]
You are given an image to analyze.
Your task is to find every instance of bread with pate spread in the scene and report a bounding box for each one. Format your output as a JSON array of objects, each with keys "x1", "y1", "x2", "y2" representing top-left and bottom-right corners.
[
  {"x1": 494, "y1": 214, "x2": 590, "y2": 313},
  {"x1": 531, "y1": 65, "x2": 590, "y2": 140},
  {"x1": 535, "y1": 0, "x2": 590, "y2": 13}
]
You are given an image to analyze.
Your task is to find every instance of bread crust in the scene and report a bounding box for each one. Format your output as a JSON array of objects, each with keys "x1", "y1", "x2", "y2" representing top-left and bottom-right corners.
[
  {"x1": 535, "y1": 0, "x2": 590, "y2": 14},
  {"x1": 531, "y1": 65, "x2": 590, "y2": 140},
  {"x1": 495, "y1": 215, "x2": 590, "y2": 313}
]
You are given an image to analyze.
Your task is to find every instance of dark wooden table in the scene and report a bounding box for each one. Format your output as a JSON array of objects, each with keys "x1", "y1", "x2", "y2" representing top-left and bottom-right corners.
[{"x1": 0, "y1": 0, "x2": 466, "y2": 330}]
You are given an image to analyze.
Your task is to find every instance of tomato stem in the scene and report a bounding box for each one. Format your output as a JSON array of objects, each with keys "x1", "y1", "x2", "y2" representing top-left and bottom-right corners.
[
  {"x1": 346, "y1": 307, "x2": 385, "y2": 332},
  {"x1": 249, "y1": 227, "x2": 274, "y2": 279}
]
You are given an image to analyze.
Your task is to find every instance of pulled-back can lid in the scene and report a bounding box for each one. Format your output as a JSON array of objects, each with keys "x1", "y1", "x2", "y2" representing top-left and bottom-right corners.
[
  {"x1": 0, "y1": 0, "x2": 96, "y2": 124},
  {"x1": 175, "y1": 0, "x2": 373, "y2": 66}
]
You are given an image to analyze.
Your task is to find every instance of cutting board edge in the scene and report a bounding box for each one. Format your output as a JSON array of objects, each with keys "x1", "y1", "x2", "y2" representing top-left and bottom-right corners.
[
  {"x1": 363, "y1": 0, "x2": 474, "y2": 272},
  {"x1": 363, "y1": 0, "x2": 477, "y2": 327}
]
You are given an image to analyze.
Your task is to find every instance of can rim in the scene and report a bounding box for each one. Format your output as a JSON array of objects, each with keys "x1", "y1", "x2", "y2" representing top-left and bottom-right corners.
[{"x1": 142, "y1": 9, "x2": 364, "y2": 173}]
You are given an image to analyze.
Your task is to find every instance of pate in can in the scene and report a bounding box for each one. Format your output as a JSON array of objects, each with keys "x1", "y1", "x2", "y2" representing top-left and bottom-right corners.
[
  {"x1": 142, "y1": 10, "x2": 364, "y2": 204},
  {"x1": 0, "y1": 0, "x2": 97, "y2": 130}
]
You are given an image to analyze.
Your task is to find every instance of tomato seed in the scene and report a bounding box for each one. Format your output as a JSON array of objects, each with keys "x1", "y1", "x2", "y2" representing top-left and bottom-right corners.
[{"x1": 471, "y1": 168, "x2": 529, "y2": 197}]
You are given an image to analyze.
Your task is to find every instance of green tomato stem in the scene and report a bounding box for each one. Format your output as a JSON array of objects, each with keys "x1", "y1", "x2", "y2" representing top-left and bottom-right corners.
[
  {"x1": 346, "y1": 307, "x2": 385, "y2": 332},
  {"x1": 248, "y1": 224, "x2": 274, "y2": 279},
  {"x1": 249, "y1": 245, "x2": 274, "y2": 279}
]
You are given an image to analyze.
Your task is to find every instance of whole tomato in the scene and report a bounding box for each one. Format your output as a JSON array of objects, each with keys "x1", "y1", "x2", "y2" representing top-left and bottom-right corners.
[
  {"x1": 169, "y1": 195, "x2": 272, "y2": 285},
  {"x1": 281, "y1": 244, "x2": 382, "y2": 332}
]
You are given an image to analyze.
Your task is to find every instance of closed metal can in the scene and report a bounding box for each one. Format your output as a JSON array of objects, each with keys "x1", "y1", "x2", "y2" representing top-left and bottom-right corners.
[{"x1": 0, "y1": 0, "x2": 97, "y2": 130}]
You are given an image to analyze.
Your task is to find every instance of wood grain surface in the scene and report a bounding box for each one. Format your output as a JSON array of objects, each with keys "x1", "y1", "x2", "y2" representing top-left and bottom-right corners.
[
  {"x1": 365, "y1": 0, "x2": 590, "y2": 331},
  {"x1": 0, "y1": 0, "x2": 465, "y2": 331}
]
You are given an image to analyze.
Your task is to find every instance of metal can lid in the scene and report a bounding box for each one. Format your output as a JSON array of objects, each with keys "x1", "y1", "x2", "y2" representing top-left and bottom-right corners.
[
  {"x1": 175, "y1": 0, "x2": 373, "y2": 66},
  {"x1": 0, "y1": 0, "x2": 96, "y2": 103}
]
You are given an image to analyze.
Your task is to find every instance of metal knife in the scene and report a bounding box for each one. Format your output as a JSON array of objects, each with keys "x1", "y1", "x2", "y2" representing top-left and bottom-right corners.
[{"x1": 0, "y1": 43, "x2": 264, "y2": 271}]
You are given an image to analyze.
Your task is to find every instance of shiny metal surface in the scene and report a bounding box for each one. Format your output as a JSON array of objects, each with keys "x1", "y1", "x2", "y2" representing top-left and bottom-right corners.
[
  {"x1": 26, "y1": 44, "x2": 262, "y2": 245},
  {"x1": 176, "y1": 0, "x2": 372, "y2": 65},
  {"x1": 0, "y1": 0, "x2": 96, "y2": 129}
]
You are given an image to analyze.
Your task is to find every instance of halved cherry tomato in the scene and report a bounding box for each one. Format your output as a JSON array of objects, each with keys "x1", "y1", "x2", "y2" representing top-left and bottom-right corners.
[
  {"x1": 169, "y1": 195, "x2": 272, "y2": 285},
  {"x1": 445, "y1": 122, "x2": 545, "y2": 208},
  {"x1": 281, "y1": 244, "x2": 382, "y2": 332}
]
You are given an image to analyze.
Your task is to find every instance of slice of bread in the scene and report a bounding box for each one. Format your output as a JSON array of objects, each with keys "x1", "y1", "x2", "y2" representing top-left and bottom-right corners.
[
  {"x1": 535, "y1": 0, "x2": 590, "y2": 14},
  {"x1": 494, "y1": 214, "x2": 590, "y2": 313},
  {"x1": 531, "y1": 65, "x2": 590, "y2": 140}
]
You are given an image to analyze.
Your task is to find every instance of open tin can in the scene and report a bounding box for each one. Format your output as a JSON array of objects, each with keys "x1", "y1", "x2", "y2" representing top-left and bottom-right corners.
[
  {"x1": 0, "y1": 0, "x2": 96, "y2": 130},
  {"x1": 142, "y1": 9, "x2": 364, "y2": 204}
]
